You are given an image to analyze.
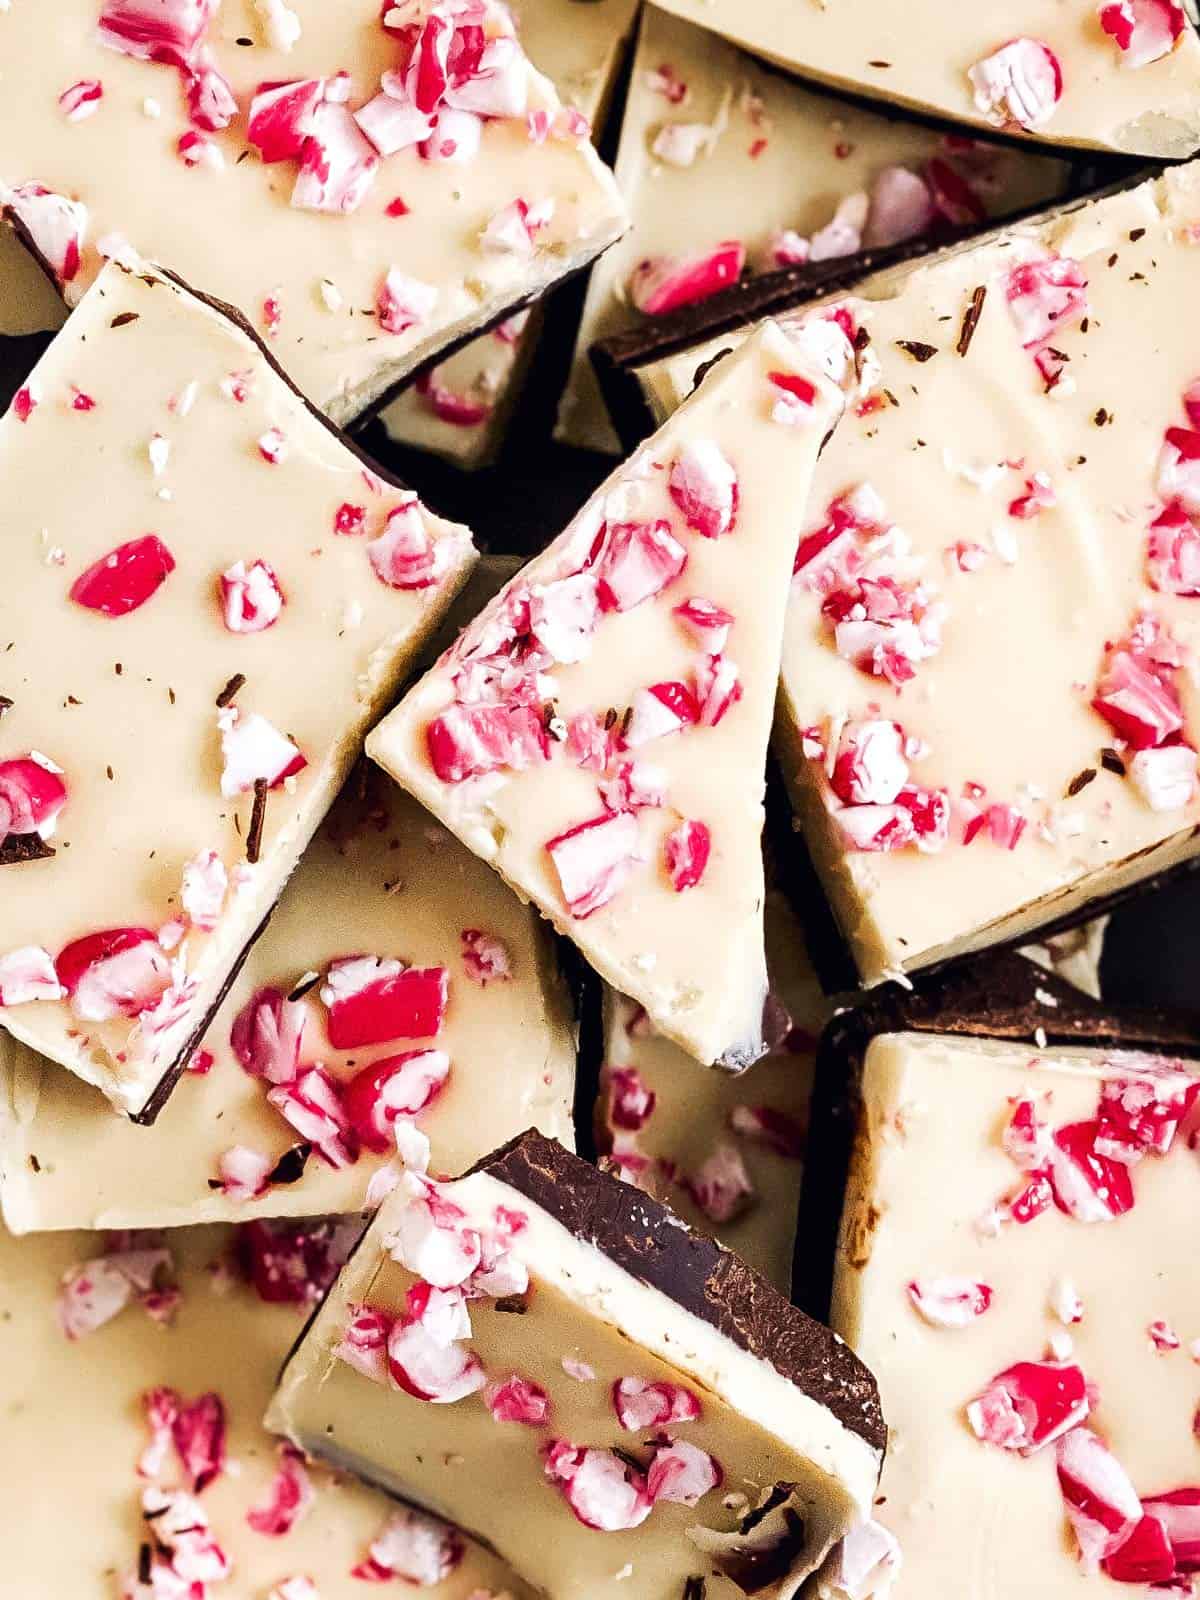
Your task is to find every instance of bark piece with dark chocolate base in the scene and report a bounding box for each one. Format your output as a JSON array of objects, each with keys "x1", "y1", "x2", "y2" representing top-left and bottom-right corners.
[
  {"x1": 603, "y1": 161, "x2": 1200, "y2": 992},
  {"x1": 266, "y1": 1129, "x2": 884, "y2": 1600},
  {"x1": 0, "y1": 258, "x2": 476, "y2": 1119},
  {"x1": 801, "y1": 956, "x2": 1200, "y2": 1600},
  {"x1": 368, "y1": 323, "x2": 844, "y2": 1074}
]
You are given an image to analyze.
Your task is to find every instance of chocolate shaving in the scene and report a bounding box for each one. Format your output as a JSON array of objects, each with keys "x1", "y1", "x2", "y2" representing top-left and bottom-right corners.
[
  {"x1": 266, "y1": 1144, "x2": 312, "y2": 1186},
  {"x1": 956, "y1": 285, "x2": 987, "y2": 357},
  {"x1": 0, "y1": 695, "x2": 12, "y2": 717},
  {"x1": 895, "y1": 339, "x2": 937, "y2": 363},
  {"x1": 215, "y1": 672, "x2": 246, "y2": 708},
  {"x1": 246, "y1": 778, "x2": 268, "y2": 864},
  {"x1": 1067, "y1": 768, "x2": 1097, "y2": 797},
  {"x1": 110, "y1": 311, "x2": 140, "y2": 328},
  {"x1": 683, "y1": 1581, "x2": 707, "y2": 1600},
  {"x1": 492, "y1": 1294, "x2": 529, "y2": 1314},
  {"x1": 1101, "y1": 747, "x2": 1127, "y2": 776},
  {"x1": 287, "y1": 972, "x2": 322, "y2": 1003},
  {"x1": 138, "y1": 1544, "x2": 152, "y2": 1585},
  {"x1": 714, "y1": 1507, "x2": 807, "y2": 1593},
  {"x1": 0, "y1": 833, "x2": 55, "y2": 866},
  {"x1": 1130, "y1": 227, "x2": 1146, "y2": 241},
  {"x1": 740, "y1": 1483, "x2": 795, "y2": 1534}
]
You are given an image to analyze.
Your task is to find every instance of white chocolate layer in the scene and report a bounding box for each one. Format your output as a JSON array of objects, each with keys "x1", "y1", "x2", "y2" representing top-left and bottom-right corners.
[
  {"x1": 637, "y1": 163, "x2": 1200, "y2": 983},
  {"x1": 369, "y1": 323, "x2": 842, "y2": 1069},
  {"x1": 650, "y1": 0, "x2": 1200, "y2": 156},
  {"x1": 0, "y1": 1221, "x2": 526, "y2": 1599},
  {"x1": 0, "y1": 261, "x2": 475, "y2": 1114},
  {"x1": 0, "y1": 0, "x2": 626, "y2": 424},
  {"x1": 826, "y1": 1030, "x2": 1200, "y2": 1599},
  {"x1": 557, "y1": 2, "x2": 1071, "y2": 455},
  {"x1": 269, "y1": 1156, "x2": 882, "y2": 1600},
  {"x1": 380, "y1": 0, "x2": 639, "y2": 468},
  {"x1": 0, "y1": 767, "x2": 576, "y2": 1232}
]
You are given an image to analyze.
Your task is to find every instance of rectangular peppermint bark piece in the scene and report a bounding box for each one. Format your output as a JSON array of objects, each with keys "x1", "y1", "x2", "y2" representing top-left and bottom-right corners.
[
  {"x1": 266, "y1": 1129, "x2": 885, "y2": 1600},
  {"x1": 649, "y1": 0, "x2": 1200, "y2": 156},
  {"x1": 2, "y1": 1220, "x2": 528, "y2": 1599},
  {"x1": 555, "y1": 1, "x2": 1073, "y2": 455},
  {"x1": 631, "y1": 161, "x2": 1200, "y2": 985},
  {"x1": 808, "y1": 974, "x2": 1200, "y2": 1600},
  {"x1": 596, "y1": 889, "x2": 828, "y2": 1292},
  {"x1": 380, "y1": 0, "x2": 639, "y2": 467},
  {"x1": 0, "y1": 261, "x2": 476, "y2": 1118},
  {"x1": 0, "y1": 761, "x2": 576, "y2": 1231},
  {"x1": 0, "y1": 0, "x2": 626, "y2": 426},
  {"x1": 368, "y1": 323, "x2": 844, "y2": 1070}
]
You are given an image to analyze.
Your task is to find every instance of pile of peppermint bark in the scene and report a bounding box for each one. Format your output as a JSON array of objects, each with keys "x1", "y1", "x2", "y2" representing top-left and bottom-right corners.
[{"x1": 5, "y1": 5, "x2": 1200, "y2": 1600}]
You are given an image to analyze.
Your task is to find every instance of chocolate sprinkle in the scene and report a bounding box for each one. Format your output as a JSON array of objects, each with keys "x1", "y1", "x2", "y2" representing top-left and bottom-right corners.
[
  {"x1": 266, "y1": 1144, "x2": 312, "y2": 1186},
  {"x1": 246, "y1": 778, "x2": 268, "y2": 865},
  {"x1": 110, "y1": 311, "x2": 140, "y2": 328},
  {"x1": 956, "y1": 285, "x2": 987, "y2": 357},
  {"x1": 287, "y1": 972, "x2": 322, "y2": 1003},
  {"x1": 0, "y1": 696, "x2": 12, "y2": 717},
  {"x1": 492, "y1": 1295, "x2": 529, "y2": 1314},
  {"x1": 1101, "y1": 747, "x2": 1127, "y2": 776},
  {"x1": 895, "y1": 339, "x2": 937, "y2": 363},
  {"x1": 1067, "y1": 767, "x2": 1097, "y2": 797},
  {"x1": 0, "y1": 833, "x2": 56, "y2": 867},
  {"x1": 215, "y1": 673, "x2": 246, "y2": 708}
]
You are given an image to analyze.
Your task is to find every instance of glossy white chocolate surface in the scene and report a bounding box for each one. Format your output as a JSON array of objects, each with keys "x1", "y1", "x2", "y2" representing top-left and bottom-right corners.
[{"x1": 0, "y1": 261, "x2": 475, "y2": 1113}]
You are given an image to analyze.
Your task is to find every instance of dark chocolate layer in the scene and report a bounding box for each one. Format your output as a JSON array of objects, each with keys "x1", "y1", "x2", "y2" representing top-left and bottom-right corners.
[
  {"x1": 794, "y1": 950, "x2": 1200, "y2": 1318},
  {"x1": 476, "y1": 1129, "x2": 886, "y2": 1457}
]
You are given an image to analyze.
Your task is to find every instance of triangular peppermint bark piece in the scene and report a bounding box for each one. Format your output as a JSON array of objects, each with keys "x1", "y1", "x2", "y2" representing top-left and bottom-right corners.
[
  {"x1": 0, "y1": 760, "x2": 576, "y2": 1232},
  {"x1": 650, "y1": 0, "x2": 1200, "y2": 157},
  {"x1": 0, "y1": 1221, "x2": 528, "y2": 1598},
  {"x1": 368, "y1": 322, "x2": 843, "y2": 1069},
  {"x1": 807, "y1": 977, "x2": 1200, "y2": 1600},
  {"x1": 0, "y1": 260, "x2": 475, "y2": 1118},
  {"x1": 266, "y1": 1129, "x2": 885, "y2": 1600},
  {"x1": 0, "y1": 0, "x2": 626, "y2": 424}
]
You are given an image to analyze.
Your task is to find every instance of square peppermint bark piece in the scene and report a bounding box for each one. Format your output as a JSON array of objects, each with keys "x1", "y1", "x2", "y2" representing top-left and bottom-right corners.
[
  {"x1": 2, "y1": 1220, "x2": 528, "y2": 1599},
  {"x1": 368, "y1": 323, "x2": 844, "y2": 1070},
  {"x1": 650, "y1": 0, "x2": 1200, "y2": 157},
  {"x1": 0, "y1": 763, "x2": 576, "y2": 1231},
  {"x1": 555, "y1": 1, "x2": 1073, "y2": 455},
  {"x1": 0, "y1": 260, "x2": 476, "y2": 1118},
  {"x1": 634, "y1": 162, "x2": 1200, "y2": 985},
  {"x1": 266, "y1": 1129, "x2": 885, "y2": 1600},
  {"x1": 811, "y1": 981, "x2": 1200, "y2": 1600},
  {"x1": 0, "y1": 0, "x2": 626, "y2": 426},
  {"x1": 380, "y1": 0, "x2": 639, "y2": 467},
  {"x1": 596, "y1": 889, "x2": 828, "y2": 1292}
]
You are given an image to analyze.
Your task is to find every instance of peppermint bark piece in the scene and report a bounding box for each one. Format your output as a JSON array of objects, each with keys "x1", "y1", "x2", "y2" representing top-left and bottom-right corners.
[
  {"x1": 1, "y1": 1220, "x2": 526, "y2": 1599},
  {"x1": 806, "y1": 966, "x2": 1200, "y2": 1600},
  {"x1": 620, "y1": 162, "x2": 1200, "y2": 986},
  {"x1": 368, "y1": 323, "x2": 844, "y2": 1070},
  {"x1": 596, "y1": 890, "x2": 829, "y2": 1291},
  {"x1": 380, "y1": 0, "x2": 639, "y2": 468},
  {"x1": 556, "y1": 1, "x2": 1073, "y2": 454},
  {"x1": 0, "y1": 0, "x2": 626, "y2": 425},
  {"x1": 0, "y1": 261, "x2": 475, "y2": 1118},
  {"x1": 650, "y1": 0, "x2": 1200, "y2": 157},
  {"x1": 0, "y1": 762, "x2": 575, "y2": 1231},
  {"x1": 266, "y1": 1129, "x2": 885, "y2": 1600}
]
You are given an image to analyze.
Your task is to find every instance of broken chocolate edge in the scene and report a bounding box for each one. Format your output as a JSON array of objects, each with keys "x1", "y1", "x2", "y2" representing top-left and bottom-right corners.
[
  {"x1": 471, "y1": 1128, "x2": 887, "y2": 1455},
  {"x1": 792, "y1": 949, "x2": 1200, "y2": 1321}
]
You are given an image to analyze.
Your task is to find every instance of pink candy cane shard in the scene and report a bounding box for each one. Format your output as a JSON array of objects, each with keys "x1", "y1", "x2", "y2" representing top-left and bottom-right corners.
[
  {"x1": 968, "y1": 40, "x2": 1063, "y2": 132},
  {"x1": 367, "y1": 326, "x2": 842, "y2": 1070}
]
